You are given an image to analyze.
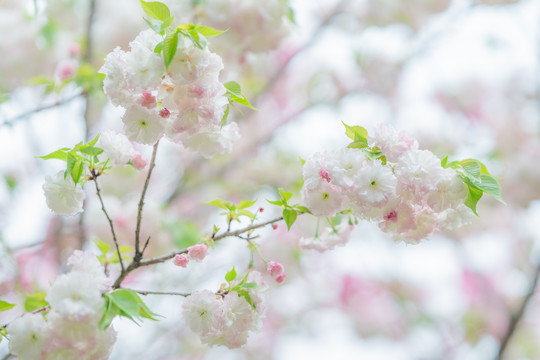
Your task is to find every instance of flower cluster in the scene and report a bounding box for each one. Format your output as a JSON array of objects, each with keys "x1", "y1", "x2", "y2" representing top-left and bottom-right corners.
[
  {"x1": 301, "y1": 124, "x2": 473, "y2": 244},
  {"x1": 97, "y1": 130, "x2": 147, "y2": 169},
  {"x1": 182, "y1": 273, "x2": 266, "y2": 348},
  {"x1": 42, "y1": 170, "x2": 86, "y2": 216},
  {"x1": 99, "y1": 29, "x2": 238, "y2": 158},
  {"x1": 7, "y1": 251, "x2": 116, "y2": 360}
]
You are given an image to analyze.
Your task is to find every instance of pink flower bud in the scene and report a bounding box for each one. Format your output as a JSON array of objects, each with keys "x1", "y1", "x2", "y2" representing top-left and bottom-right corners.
[
  {"x1": 159, "y1": 108, "x2": 171, "y2": 118},
  {"x1": 188, "y1": 244, "x2": 208, "y2": 262},
  {"x1": 139, "y1": 92, "x2": 156, "y2": 109},
  {"x1": 267, "y1": 261, "x2": 284, "y2": 277},
  {"x1": 259, "y1": 207, "x2": 264, "y2": 212},
  {"x1": 69, "y1": 43, "x2": 81, "y2": 57},
  {"x1": 275, "y1": 273, "x2": 287, "y2": 284},
  {"x1": 131, "y1": 153, "x2": 147, "y2": 170},
  {"x1": 272, "y1": 224, "x2": 278, "y2": 230},
  {"x1": 173, "y1": 254, "x2": 189, "y2": 268}
]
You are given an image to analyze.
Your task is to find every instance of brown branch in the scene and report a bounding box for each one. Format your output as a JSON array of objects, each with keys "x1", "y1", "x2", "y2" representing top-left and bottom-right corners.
[
  {"x1": 92, "y1": 174, "x2": 124, "y2": 273},
  {"x1": 137, "y1": 216, "x2": 284, "y2": 268},
  {"x1": 496, "y1": 262, "x2": 540, "y2": 360},
  {"x1": 135, "y1": 141, "x2": 160, "y2": 258},
  {"x1": 112, "y1": 141, "x2": 160, "y2": 289},
  {"x1": 131, "y1": 289, "x2": 190, "y2": 297}
]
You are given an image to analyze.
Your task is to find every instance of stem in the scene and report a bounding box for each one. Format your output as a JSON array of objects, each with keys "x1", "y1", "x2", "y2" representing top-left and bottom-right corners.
[
  {"x1": 112, "y1": 141, "x2": 160, "y2": 289},
  {"x1": 2, "y1": 93, "x2": 82, "y2": 127},
  {"x1": 135, "y1": 141, "x2": 160, "y2": 258},
  {"x1": 93, "y1": 174, "x2": 124, "y2": 273},
  {"x1": 131, "y1": 289, "x2": 190, "y2": 297},
  {"x1": 496, "y1": 262, "x2": 540, "y2": 360},
  {"x1": 137, "y1": 216, "x2": 284, "y2": 268}
]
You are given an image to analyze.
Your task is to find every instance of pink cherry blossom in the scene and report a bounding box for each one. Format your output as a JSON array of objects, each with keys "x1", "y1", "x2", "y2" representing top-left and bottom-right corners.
[
  {"x1": 188, "y1": 244, "x2": 208, "y2": 262},
  {"x1": 173, "y1": 254, "x2": 189, "y2": 268}
]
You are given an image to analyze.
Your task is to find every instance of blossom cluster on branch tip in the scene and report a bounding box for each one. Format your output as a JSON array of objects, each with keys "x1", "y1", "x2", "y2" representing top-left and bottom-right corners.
[
  {"x1": 99, "y1": 28, "x2": 238, "y2": 158},
  {"x1": 6, "y1": 251, "x2": 115, "y2": 360},
  {"x1": 301, "y1": 123, "x2": 500, "y2": 244},
  {"x1": 182, "y1": 271, "x2": 267, "y2": 348}
]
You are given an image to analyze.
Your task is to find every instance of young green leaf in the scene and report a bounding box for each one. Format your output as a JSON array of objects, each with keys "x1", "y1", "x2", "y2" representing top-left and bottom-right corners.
[
  {"x1": 99, "y1": 296, "x2": 120, "y2": 330},
  {"x1": 342, "y1": 121, "x2": 368, "y2": 142},
  {"x1": 224, "y1": 81, "x2": 257, "y2": 110},
  {"x1": 196, "y1": 25, "x2": 226, "y2": 38},
  {"x1": 267, "y1": 199, "x2": 284, "y2": 206},
  {"x1": 225, "y1": 267, "x2": 237, "y2": 282},
  {"x1": 24, "y1": 293, "x2": 48, "y2": 312},
  {"x1": 140, "y1": 0, "x2": 171, "y2": 21},
  {"x1": 463, "y1": 183, "x2": 484, "y2": 216},
  {"x1": 237, "y1": 200, "x2": 256, "y2": 209},
  {"x1": 282, "y1": 208, "x2": 298, "y2": 231},
  {"x1": 93, "y1": 238, "x2": 110, "y2": 255},
  {"x1": 238, "y1": 209, "x2": 255, "y2": 219},
  {"x1": 278, "y1": 188, "x2": 293, "y2": 202},
  {"x1": 38, "y1": 148, "x2": 69, "y2": 161},
  {"x1": 220, "y1": 104, "x2": 230, "y2": 127},
  {"x1": 0, "y1": 300, "x2": 15, "y2": 312},
  {"x1": 205, "y1": 199, "x2": 229, "y2": 209},
  {"x1": 163, "y1": 31, "x2": 178, "y2": 71}
]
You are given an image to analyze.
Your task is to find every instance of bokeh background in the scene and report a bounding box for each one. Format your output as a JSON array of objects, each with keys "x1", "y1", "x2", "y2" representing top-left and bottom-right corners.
[{"x1": 1, "y1": 0, "x2": 539, "y2": 359}]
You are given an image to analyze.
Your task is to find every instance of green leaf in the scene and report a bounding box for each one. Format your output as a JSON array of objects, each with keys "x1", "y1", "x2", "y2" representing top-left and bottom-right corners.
[
  {"x1": 242, "y1": 282, "x2": 258, "y2": 289},
  {"x1": 83, "y1": 133, "x2": 101, "y2": 148},
  {"x1": 294, "y1": 205, "x2": 312, "y2": 214},
  {"x1": 347, "y1": 141, "x2": 368, "y2": 149},
  {"x1": 236, "y1": 289, "x2": 255, "y2": 309},
  {"x1": 238, "y1": 200, "x2": 256, "y2": 209},
  {"x1": 299, "y1": 156, "x2": 306, "y2": 166},
  {"x1": 99, "y1": 296, "x2": 120, "y2": 330},
  {"x1": 163, "y1": 31, "x2": 178, "y2": 71},
  {"x1": 24, "y1": 293, "x2": 48, "y2": 312},
  {"x1": 224, "y1": 81, "x2": 242, "y2": 97},
  {"x1": 224, "y1": 81, "x2": 257, "y2": 110},
  {"x1": 196, "y1": 25, "x2": 226, "y2": 38},
  {"x1": 220, "y1": 104, "x2": 230, "y2": 127},
  {"x1": 38, "y1": 149, "x2": 69, "y2": 161},
  {"x1": 278, "y1": 188, "x2": 293, "y2": 202},
  {"x1": 225, "y1": 267, "x2": 237, "y2": 282},
  {"x1": 109, "y1": 289, "x2": 160, "y2": 324},
  {"x1": 80, "y1": 146, "x2": 104, "y2": 157},
  {"x1": 205, "y1": 199, "x2": 229, "y2": 209},
  {"x1": 441, "y1": 156, "x2": 448, "y2": 168},
  {"x1": 282, "y1": 208, "x2": 297, "y2": 231},
  {"x1": 476, "y1": 174, "x2": 505, "y2": 203},
  {"x1": 238, "y1": 209, "x2": 255, "y2": 219},
  {"x1": 180, "y1": 28, "x2": 207, "y2": 49},
  {"x1": 266, "y1": 199, "x2": 284, "y2": 206},
  {"x1": 70, "y1": 159, "x2": 84, "y2": 185},
  {"x1": 93, "y1": 238, "x2": 110, "y2": 255},
  {"x1": 460, "y1": 159, "x2": 481, "y2": 182},
  {"x1": 342, "y1": 121, "x2": 368, "y2": 142},
  {"x1": 464, "y1": 183, "x2": 483, "y2": 216},
  {"x1": 0, "y1": 300, "x2": 15, "y2": 312},
  {"x1": 140, "y1": 0, "x2": 171, "y2": 21},
  {"x1": 154, "y1": 41, "x2": 164, "y2": 54}
]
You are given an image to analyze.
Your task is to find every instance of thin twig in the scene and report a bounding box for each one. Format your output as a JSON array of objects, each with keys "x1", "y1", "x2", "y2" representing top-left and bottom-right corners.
[
  {"x1": 135, "y1": 141, "x2": 160, "y2": 258},
  {"x1": 137, "y1": 216, "x2": 284, "y2": 268},
  {"x1": 112, "y1": 142, "x2": 160, "y2": 289},
  {"x1": 496, "y1": 262, "x2": 540, "y2": 360},
  {"x1": 131, "y1": 289, "x2": 190, "y2": 297},
  {"x1": 1, "y1": 93, "x2": 82, "y2": 127},
  {"x1": 93, "y1": 174, "x2": 124, "y2": 273}
]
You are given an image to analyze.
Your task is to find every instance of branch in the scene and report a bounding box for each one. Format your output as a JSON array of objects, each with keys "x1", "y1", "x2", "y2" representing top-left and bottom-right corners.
[
  {"x1": 112, "y1": 141, "x2": 160, "y2": 289},
  {"x1": 495, "y1": 262, "x2": 540, "y2": 360},
  {"x1": 137, "y1": 216, "x2": 284, "y2": 268},
  {"x1": 131, "y1": 289, "x2": 190, "y2": 297},
  {"x1": 135, "y1": 141, "x2": 160, "y2": 258},
  {"x1": 92, "y1": 174, "x2": 124, "y2": 273},
  {"x1": 1, "y1": 92, "x2": 82, "y2": 127}
]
